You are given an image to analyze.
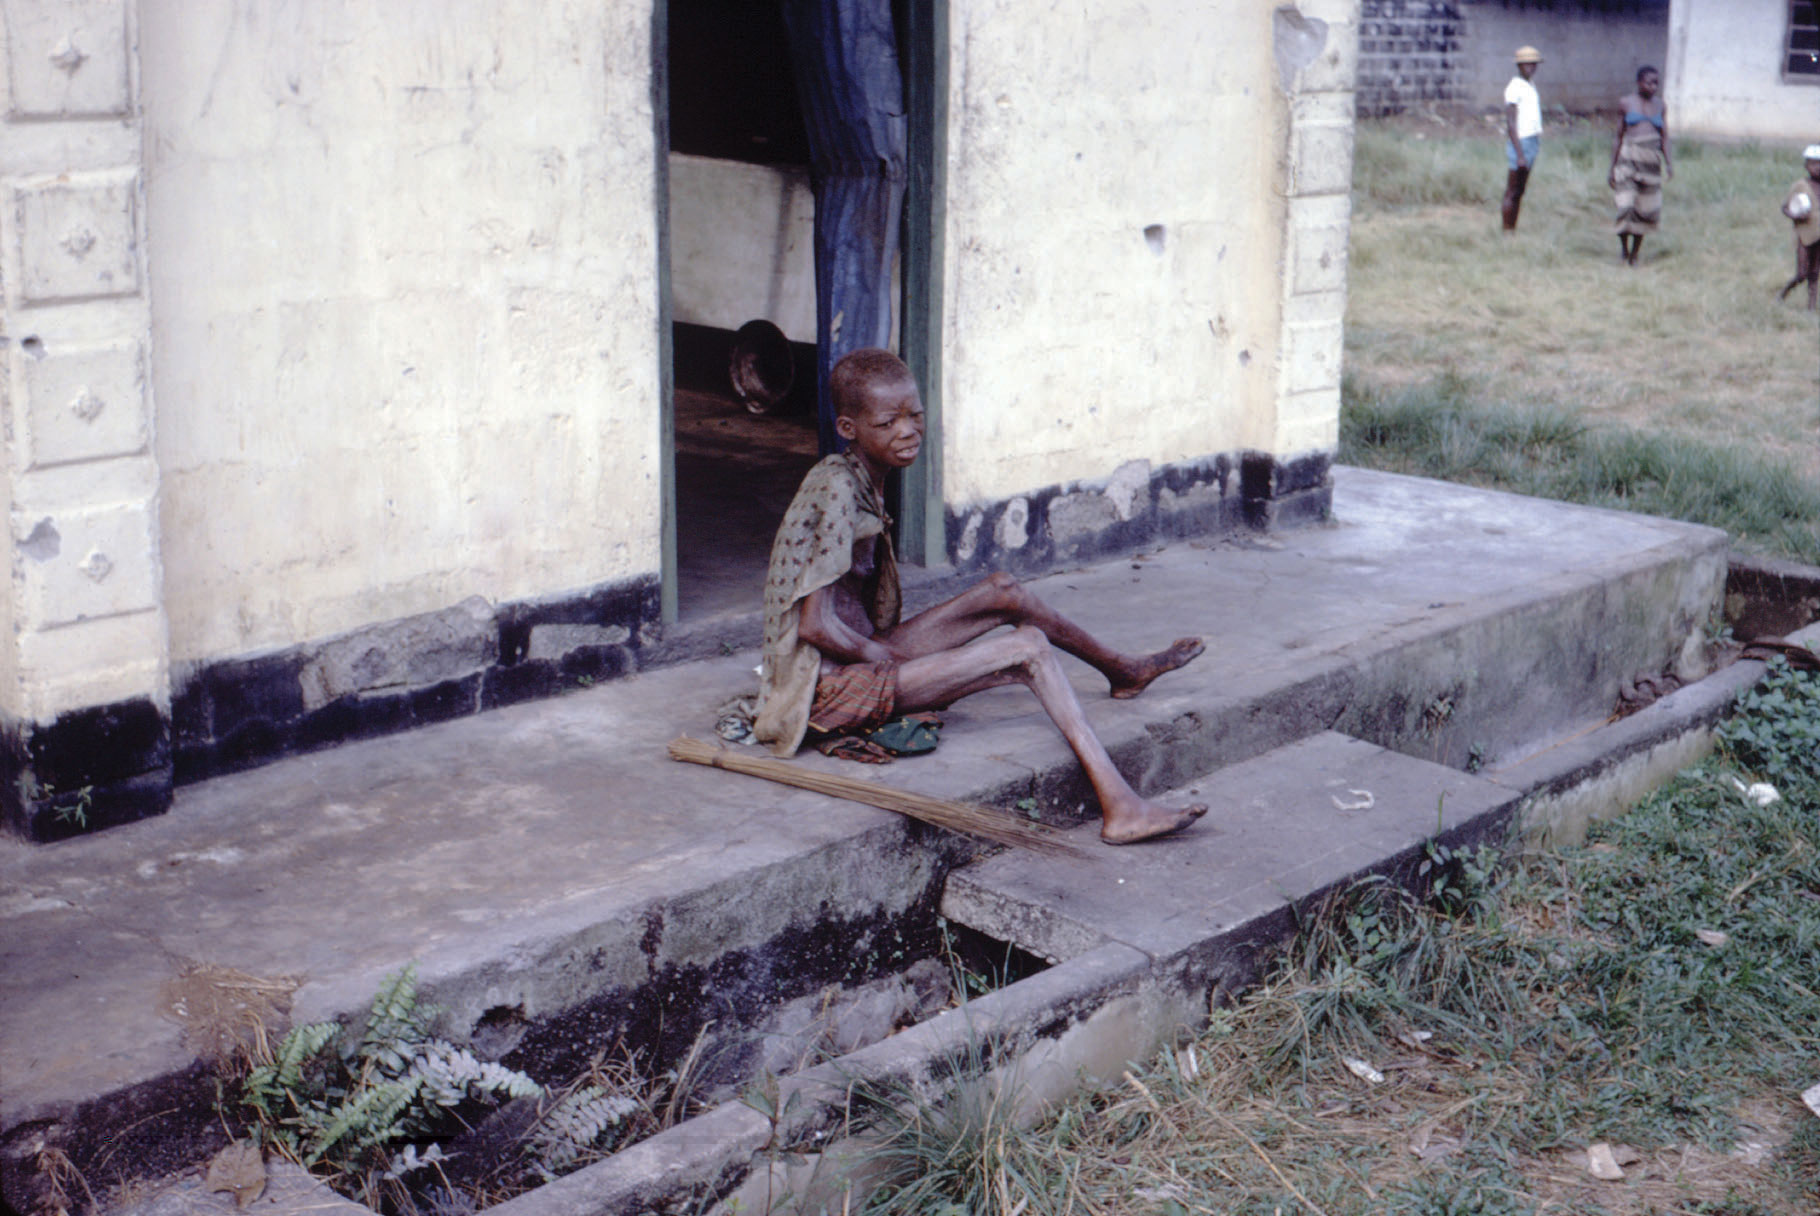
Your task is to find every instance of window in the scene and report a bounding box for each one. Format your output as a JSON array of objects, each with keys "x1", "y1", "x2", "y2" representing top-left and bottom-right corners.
[{"x1": 1790, "y1": 0, "x2": 1820, "y2": 81}]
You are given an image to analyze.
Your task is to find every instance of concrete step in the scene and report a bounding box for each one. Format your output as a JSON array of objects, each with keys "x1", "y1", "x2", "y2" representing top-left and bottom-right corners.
[
  {"x1": 940, "y1": 731, "x2": 1521, "y2": 967},
  {"x1": 0, "y1": 469, "x2": 1729, "y2": 1207}
]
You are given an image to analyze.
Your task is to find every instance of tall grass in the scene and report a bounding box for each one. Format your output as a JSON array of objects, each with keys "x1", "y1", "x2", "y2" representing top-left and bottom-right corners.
[
  {"x1": 1342, "y1": 373, "x2": 1820, "y2": 561},
  {"x1": 1346, "y1": 119, "x2": 1820, "y2": 556}
]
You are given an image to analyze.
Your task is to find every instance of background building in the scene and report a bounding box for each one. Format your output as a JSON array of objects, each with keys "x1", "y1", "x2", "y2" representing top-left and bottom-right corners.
[
  {"x1": 1666, "y1": 0, "x2": 1820, "y2": 140},
  {"x1": 1357, "y1": 0, "x2": 1671, "y2": 116}
]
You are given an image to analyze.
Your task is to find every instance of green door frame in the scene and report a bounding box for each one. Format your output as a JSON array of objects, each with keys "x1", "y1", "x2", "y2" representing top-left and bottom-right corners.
[
  {"x1": 656, "y1": 0, "x2": 947, "y2": 623},
  {"x1": 897, "y1": 0, "x2": 948, "y2": 567},
  {"x1": 654, "y1": 1, "x2": 678, "y2": 624}
]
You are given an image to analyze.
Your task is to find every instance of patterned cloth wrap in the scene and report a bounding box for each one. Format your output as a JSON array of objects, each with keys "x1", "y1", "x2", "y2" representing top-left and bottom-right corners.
[
  {"x1": 753, "y1": 451, "x2": 901, "y2": 756},
  {"x1": 807, "y1": 660, "x2": 900, "y2": 735},
  {"x1": 1613, "y1": 119, "x2": 1664, "y2": 234}
]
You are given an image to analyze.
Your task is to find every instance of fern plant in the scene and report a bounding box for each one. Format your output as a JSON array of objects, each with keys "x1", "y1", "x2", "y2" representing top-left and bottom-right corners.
[
  {"x1": 239, "y1": 964, "x2": 542, "y2": 1175},
  {"x1": 527, "y1": 1085, "x2": 645, "y2": 1178}
]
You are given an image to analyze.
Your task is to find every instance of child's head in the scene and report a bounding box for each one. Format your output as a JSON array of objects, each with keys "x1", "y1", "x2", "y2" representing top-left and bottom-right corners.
[
  {"x1": 830, "y1": 349, "x2": 924, "y2": 471},
  {"x1": 831, "y1": 348, "x2": 916, "y2": 420},
  {"x1": 1806, "y1": 143, "x2": 1820, "y2": 178}
]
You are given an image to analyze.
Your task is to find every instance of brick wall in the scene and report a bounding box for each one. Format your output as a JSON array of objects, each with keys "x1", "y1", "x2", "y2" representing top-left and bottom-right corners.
[{"x1": 1357, "y1": 1, "x2": 1465, "y2": 115}]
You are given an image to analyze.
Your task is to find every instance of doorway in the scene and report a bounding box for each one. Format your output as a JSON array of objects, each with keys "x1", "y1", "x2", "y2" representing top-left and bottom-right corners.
[{"x1": 661, "y1": 0, "x2": 945, "y2": 625}]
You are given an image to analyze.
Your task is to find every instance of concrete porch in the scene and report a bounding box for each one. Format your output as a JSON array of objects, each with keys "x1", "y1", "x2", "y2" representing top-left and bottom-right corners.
[{"x1": 0, "y1": 467, "x2": 1735, "y2": 1212}]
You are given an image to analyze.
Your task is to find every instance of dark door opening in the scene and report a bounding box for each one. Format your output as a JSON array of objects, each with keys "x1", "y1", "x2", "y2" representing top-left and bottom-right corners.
[
  {"x1": 663, "y1": 0, "x2": 943, "y2": 625},
  {"x1": 667, "y1": 0, "x2": 820, "y2": 623}
]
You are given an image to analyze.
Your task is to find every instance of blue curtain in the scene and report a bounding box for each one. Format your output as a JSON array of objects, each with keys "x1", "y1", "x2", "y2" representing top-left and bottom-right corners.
[{"x1": 781, "y1": 0, "x2": 908, "y2": 454}]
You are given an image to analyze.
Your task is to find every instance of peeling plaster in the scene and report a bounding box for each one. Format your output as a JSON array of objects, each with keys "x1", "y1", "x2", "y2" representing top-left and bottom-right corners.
[{"x1": 1272, "y1": 6, "x2": 1329, "y2": 93}]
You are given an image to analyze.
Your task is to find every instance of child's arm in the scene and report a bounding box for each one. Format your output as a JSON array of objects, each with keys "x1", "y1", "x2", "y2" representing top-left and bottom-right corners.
[{"x1": 1608, "y1": 106, "x2": 1625, "y2": 187}]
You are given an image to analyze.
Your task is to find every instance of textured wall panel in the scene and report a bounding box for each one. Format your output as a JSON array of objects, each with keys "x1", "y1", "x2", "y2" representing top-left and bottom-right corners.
[
  {"x1": 16, "y1": 339, "x2": 147, "y2": 467},
  {"x1": 14, "y1": 172, "x2": 140, "y2": 303},
  {"x1": 1, "y1": 0, "x2": 131, "y2": 118},
  {"x1": 15, "y1": 501, "x2": 158, "y2": 629}
]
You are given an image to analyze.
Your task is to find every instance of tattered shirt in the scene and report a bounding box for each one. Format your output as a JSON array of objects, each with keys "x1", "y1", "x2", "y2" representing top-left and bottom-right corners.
[{"x1": 754, "y1": 452, "x2": 902, "y2": 756}]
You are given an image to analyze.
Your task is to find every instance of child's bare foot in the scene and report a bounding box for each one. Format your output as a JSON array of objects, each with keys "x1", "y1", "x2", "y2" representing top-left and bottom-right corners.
[
  {"x1": 1100, "y1": 799, "x2": 1207, "y2": 845},
  {"x1": 1109, "y1": 638, "x2": 1205, "y2": 699}
]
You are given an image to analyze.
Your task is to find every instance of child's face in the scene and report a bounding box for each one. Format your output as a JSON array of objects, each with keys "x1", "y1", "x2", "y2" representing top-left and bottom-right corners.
[
  {"x1": 1808, "y1": 158, "x2": 1820, "y2": 181},
  {"x1": 838, "y1": 379, "x2": 925, "y2": 471}
]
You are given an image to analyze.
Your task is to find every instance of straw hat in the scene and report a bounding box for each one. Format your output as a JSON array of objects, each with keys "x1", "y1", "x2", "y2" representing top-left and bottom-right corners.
[
  {"x1": 1514, "y1": 46, "x2": 1543, "y2": 64},
  {"x1": 1805, "y1": 143, "x2": 1820, "y2": 161}
]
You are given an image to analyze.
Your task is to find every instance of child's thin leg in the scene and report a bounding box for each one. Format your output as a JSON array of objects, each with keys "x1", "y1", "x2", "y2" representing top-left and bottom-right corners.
[
  {"x1": 884, "y1": 572, "x2": 1202, "y2": 697},
  {"x1": 895, "y1": 628, "x2": 1206, "y2": 844}
]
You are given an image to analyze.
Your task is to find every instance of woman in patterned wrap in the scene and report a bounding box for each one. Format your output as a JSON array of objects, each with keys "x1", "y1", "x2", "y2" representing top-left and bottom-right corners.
[{"x1": 1609, "y1": 66, "x2": 1671, "y2": 267}]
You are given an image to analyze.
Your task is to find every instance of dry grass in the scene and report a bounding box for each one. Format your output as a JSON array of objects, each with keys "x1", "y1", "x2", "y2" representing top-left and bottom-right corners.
[
  {"x1": 1348, "y1": 118, "x2": 1820, "y2": 479},
  {"x1": 861, "y1": 660, "x2": 1820, "y2": 1214},
  {"x1": 157, "y1": 962, "x2": 300, "y2": 1072}
]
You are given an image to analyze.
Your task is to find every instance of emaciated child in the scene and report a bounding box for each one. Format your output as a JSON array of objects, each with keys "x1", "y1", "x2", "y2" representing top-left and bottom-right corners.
[{"x1": 754, "y1": 349, "x2": 1207, "y2": 845}]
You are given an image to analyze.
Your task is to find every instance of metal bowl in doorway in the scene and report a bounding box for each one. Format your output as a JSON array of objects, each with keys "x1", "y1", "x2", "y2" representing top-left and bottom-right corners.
[{"x1": 728, "y1": 318, "x2": 795, "y2": 415}]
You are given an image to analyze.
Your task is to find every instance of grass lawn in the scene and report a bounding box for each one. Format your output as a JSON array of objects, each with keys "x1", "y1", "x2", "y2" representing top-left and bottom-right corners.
[
  {"x1": 856, "y1": 664, "x2": 1820, "y2": 1215},
  {"x1": 1343, "y1": 117, "x2": 1820, "y2": 563}
]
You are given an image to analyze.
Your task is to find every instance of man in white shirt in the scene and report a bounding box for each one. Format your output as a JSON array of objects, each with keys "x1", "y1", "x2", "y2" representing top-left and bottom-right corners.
[{"x1": 1502, "y1": 46, "x2": 1544, "y2": 232}]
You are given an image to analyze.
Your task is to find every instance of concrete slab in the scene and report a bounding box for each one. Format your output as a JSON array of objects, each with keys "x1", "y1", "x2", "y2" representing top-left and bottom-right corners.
[
  {"x1": 0, "y1": 468, "x2": 1729, "y2": 1206},
  {"x1": 940, "y1": 731, "x2": 1520, "y2": 964}
]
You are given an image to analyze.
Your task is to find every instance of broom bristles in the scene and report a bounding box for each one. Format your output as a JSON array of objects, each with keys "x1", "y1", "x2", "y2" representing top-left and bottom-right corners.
[{"x1": 667, "y1": 736, "x2": 1085, "y2": 857}]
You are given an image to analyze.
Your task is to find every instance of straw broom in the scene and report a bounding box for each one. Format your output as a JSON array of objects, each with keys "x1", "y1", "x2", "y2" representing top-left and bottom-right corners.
[{"x1": 667, "y1": 736, "x2": 1085, "y2": 857}]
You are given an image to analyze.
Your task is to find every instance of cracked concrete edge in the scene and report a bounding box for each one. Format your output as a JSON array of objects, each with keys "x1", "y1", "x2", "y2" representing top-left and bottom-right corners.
[
  {"x1": 1492, "y1": 619, "x2": 1820, "y2": 849},
  {"x1": 482, "y1": 1102, "x2": 773, "y2": 1216}
]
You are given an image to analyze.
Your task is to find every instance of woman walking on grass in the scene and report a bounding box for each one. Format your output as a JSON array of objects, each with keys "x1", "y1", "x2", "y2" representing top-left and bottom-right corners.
[{"x1": 1609, "y1": 65, "x2": 1671, "y2": 266}]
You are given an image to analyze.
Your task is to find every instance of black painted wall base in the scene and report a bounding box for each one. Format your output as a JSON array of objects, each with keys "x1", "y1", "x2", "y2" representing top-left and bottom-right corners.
[
  {"x1": 0, "y1": 575, "x2": 663, "y2": 844},
  {"x1": 171, "y1": 577, "x2": 663, "y2": 787},
  {"x1": 945, "y1": 449, "x2": 1332, "y2": 576},
  {"x1": 1, "y1": 700, "x2": 173, "y2": 843}
]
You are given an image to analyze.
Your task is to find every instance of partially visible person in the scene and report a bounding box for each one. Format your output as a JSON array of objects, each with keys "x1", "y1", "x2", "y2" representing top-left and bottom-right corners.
[
  {"x1": 1779, "y1": 144, "x2": 1820, "y2": 311},
  {"x1": 1502, "y1": 45, "x2": 1544, "y2": 232},
  {"x1": 1609, "y1": 65, "x2": 1671, "y2": 266}
]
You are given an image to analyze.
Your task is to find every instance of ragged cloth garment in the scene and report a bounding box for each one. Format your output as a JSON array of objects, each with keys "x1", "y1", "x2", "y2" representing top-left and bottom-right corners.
[
  {"x1": 754, "y1": 451, "x2": 901, "y2": 756},
  {"x1": 1613, "y1": 118, "x2": 1665, "y2": 234}
]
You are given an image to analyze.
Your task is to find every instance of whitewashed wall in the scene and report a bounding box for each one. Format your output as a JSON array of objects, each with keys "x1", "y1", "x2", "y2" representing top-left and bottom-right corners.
[
  {"x1": 1666, "y1": 0, "x2": 1820, "y2": 141},
  {"x1": 139, "y1": 0, "x2": 663, "y2": 665},
  {"x1": 937, "y1": 0, "x2": 1355, "y2": 508}
]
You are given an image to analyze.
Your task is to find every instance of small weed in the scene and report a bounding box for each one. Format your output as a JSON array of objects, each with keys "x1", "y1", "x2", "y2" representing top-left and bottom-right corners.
[
  {"x1": 1719, "y1": 656, "x2": 1820, "y2": 791},
  {"x1": 848, "y1": 1040, "x2": 1058, "y2": 1216},
  {"x1": 1465, "y1": 741, "x2": 1487, "y2": 773},
  {"x1": 16, "y1": 773, "x2": 95, "y2": 831},
  {"x1": 937, "y1": 918, "x2": 1046, "y2": 1002}
]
